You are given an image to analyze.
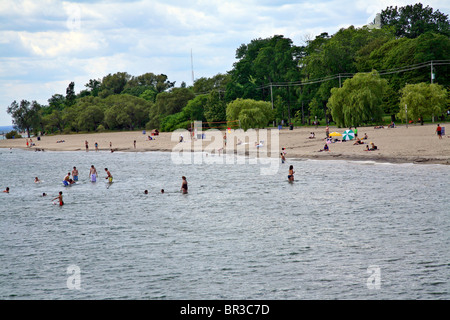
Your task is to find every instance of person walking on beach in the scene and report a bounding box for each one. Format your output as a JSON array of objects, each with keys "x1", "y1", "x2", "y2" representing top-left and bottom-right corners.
[
  {"x1": 90, "y1": 165, "x2": 98, "y2": 182},
  {"x1": 52, "y1": 191, "x2": 64, "y2": 206},
  {"x1": 72, "y1": 167, "x2": 79, "y2": 181},
  {"x1": 105, "y1": 168, "x2": 113, "y2": 183},
  {"x1": 436, "y1": 124, "x2": 442, "y2": 139},
  {"x1": 134, "y1": 140, "x2": 136, "y2": 149},
  {"x1": 288, "y1": 165, "x2": 295, "y2": 182},
  {"x1": 325, "y1": 125, "x2": 329, "y2": 138},
  {"x1": 85, "y1": 140, "x2": 89, "y2": 152},
  {"x1": 95, "y1": 142, "x2": 99, "y2": 151},
  {"x1": 181, "y1": 176, "x2": 188, "y2": 194}
]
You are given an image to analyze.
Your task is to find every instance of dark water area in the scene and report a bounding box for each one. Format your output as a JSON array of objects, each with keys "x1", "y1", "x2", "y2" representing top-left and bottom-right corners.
[{"x1": 0, "y1": 149, "x2": 448, "y2": 299}]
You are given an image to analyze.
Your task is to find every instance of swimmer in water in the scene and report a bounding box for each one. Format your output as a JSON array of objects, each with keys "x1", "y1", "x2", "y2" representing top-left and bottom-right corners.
[
  {"x1": 34, "y1": 177, "x2": 41, "y2": 183},
  {"x1": 288, "y1": 165, "x2": 295, "y2": 182},
  {"x1": 90, "y1": 165, "x2": 97, "y2": 182},
  {"x1": 181, "y1": 176, "x2": 188, "y2": 194},
  {"x1": 72, "y1": 166, "x2": 79, "y2": 181},
  {"x1": 63, "y1": 172, "x2": 71, "y2": 186},
  {"x1": 105, "y1": 168, "x2": 113, "y2": 183},
  {"x1": 52, "y1": 191, "x2": 64, "y2": 206},
  {"x1": 161, "y1": 189, "x2": 164, "y2": 194},
  {"x1": 144, "y1": 190, "x2": 148, "y2": 194},
  {"x1": 3, "y1": 187, "x2": 9, "y2": 193}
]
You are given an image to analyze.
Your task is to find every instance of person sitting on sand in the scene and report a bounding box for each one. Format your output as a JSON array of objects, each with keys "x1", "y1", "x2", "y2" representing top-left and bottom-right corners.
[
  {"x1": 374, "y1": 125, "x2": 384, "y2": 129},
  {"x1": 363, "y1": 133, "x2": 368, "y2": 140},
  {"x1": 353, "y1": 138, "x2": 363, "y2": 145},
  {"x1": 369, "y1": 142, "x2": 378, "y2": 151},
  {"x1": 308, "y1": 132, "x2": 315, "y2": 139},
  {"x1": 318, "y1": 144, "x2": 329, "y2": 152}
]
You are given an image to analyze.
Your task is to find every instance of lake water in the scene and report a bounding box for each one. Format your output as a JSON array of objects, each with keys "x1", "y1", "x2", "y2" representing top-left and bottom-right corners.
[{"x1": 0, "y1": 148, "x2": 448, "y2": 300}]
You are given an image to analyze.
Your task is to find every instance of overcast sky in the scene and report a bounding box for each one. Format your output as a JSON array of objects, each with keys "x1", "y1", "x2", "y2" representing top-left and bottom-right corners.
[{"x1": 1, "y1": 0, "x2": 449, "y2": 126}]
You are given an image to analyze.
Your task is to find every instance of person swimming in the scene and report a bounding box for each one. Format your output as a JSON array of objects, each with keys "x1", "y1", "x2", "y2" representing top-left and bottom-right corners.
[{"x1": 3, "y1": 187, "x2": 9, "y2": 193}]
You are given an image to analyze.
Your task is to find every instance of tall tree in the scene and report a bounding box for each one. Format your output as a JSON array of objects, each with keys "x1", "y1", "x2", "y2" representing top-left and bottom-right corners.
[
  {"x1": 328, "y1": 71, "x2": 389, "y2": 127},
  {"x1": 7, "y1": 100, "x2": 41, "y2": 137},
  {"x1": 66, "y1": 82, "x2": 76, "y2": 106},
  {"x1": 380, "y1": 3, "x2": 450, "y2": 38},
  {"x1": 397, "y1": 83, "x2": 447, "y2": 123}
]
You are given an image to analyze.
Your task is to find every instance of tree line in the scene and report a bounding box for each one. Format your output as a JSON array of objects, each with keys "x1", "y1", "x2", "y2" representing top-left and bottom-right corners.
[{"x1": 7, "y1": 3, "x2": 450, "y2": 137}]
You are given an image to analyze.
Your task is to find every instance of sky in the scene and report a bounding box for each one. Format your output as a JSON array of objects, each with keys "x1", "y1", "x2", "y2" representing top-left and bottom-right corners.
[{"x1": 1, "y1": 0, "x2": 449, "y2": 126}]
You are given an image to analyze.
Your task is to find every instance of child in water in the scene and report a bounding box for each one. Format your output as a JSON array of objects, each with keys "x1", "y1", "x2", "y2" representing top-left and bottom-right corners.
[{"x1": 52, "y1": 191, "x2": 64, "y2": 206}]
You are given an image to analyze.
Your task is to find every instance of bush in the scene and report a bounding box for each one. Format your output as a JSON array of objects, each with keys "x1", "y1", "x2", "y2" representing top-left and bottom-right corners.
[{"x1": 5, "y1": 130, "x2": 22, "y2": 139}]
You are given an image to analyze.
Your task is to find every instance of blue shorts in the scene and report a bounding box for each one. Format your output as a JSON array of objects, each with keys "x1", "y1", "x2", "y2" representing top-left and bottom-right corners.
[
  {"x1": 63, "y1": 180, "x2": 69, "y2": 186},
  {"x1": 73, "y1": 176, "x2": 78, "y2": 181}
]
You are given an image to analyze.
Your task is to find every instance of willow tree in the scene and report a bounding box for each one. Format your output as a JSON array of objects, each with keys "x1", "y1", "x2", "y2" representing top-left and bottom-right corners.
[
  {"x1": 397, "y1": 83, "x2": 447, "y2": 123},
  {"x1": 327, "y1": 71, "x2": 389, "y2": 127}
]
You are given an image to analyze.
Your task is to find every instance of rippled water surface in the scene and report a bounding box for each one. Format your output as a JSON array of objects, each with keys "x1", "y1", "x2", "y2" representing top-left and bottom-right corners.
[{"x1": 0, "y1": 148, "x2": 448, "y2": 299}]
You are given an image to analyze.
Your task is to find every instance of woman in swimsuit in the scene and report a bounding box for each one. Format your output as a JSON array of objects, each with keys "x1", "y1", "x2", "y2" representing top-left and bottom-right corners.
[
  {"x1": 288, "y1": 165, "x2": 295, "y2": 182},
  {"x1": 181, "y1": 176, "x2": 188, "y2": 194}
]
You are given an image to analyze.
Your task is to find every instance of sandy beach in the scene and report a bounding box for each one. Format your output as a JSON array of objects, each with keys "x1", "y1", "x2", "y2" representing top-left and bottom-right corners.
[{"x1": 1, "y1": 123, "x2": 449, "y2": 165}]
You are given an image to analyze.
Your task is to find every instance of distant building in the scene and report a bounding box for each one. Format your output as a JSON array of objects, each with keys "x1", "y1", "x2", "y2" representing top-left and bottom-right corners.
[{"x1": 367, "y1": 13, "x2": 381, "y2": 29}]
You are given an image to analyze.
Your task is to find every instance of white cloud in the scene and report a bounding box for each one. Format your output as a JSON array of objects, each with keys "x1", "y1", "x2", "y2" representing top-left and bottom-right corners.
[{"x1": 0, "y1": 0, "x2": 449, "y2": 125}]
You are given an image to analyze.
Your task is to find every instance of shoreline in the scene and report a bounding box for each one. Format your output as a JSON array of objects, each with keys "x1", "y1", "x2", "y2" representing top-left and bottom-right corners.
[{"x1": 1, "y1": 124, "x2": 449, "y2": 165}]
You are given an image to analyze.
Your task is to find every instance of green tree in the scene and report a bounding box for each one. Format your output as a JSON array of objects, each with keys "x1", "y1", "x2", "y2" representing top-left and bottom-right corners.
[
  {"x1": 397, "y1": 82, "x2": 447, "y2": 123},
  {"x1": 7, "y1": 100, "x2": 41, "y2": 137},
  {"x1": 328, "y1": 71, "x2": 389, "y2": 127},
  {"x1": 204, "y1": 90, "x2": 226, "y2": 123},
  {"x1": 380, "y1": 3, "x2": 450, "y2": 38},
  {"x1": 66, "y1": 81, "x2": 76, "y2": 106},
  {"x1": 226, "y1": 98, "x2": 273, "y2": 131}
]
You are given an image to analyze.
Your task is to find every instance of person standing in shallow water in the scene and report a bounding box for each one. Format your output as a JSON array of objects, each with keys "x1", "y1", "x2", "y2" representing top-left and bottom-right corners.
[
  {"x1": 90, "y1": 165, "x2": 98, "y2": 182},
  {"x1": 288, "y1": 165, "x2": 295, "y2": 182},
  {"x1": 181, "y1": 176, "x2": 188, "y2": 194},
  {"x1": 53, "y1": 191, "x2": 64, "y2": 206}
]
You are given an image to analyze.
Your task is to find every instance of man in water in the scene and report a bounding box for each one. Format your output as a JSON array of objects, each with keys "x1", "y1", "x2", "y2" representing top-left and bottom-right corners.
[
  {"x1": 52, "y1": 191, "x2": 64, "y2": 206},
  {"x1": 105, "y1": 168, "x2": 113, "y2": 183},
  {"x1": 181, "y1": 176, "x2": 188, "y2": 194},
  {"x1": 63, "y1": 172, "x2": 71, "y2": 186},
  {"x1": 72, "y1": 166, "x2": 79, "y2": 181},
  {"x1": 90, "y1": 165, "x2": 97, "y2": 182},
  {"x1": 3, "y1": 187, "x2": 9, "y2": 193}
]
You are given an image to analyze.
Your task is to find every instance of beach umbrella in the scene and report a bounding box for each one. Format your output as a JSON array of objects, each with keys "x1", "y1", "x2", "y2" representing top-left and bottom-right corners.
[
  {"x1": 342, "y1": 130, "x2": 355, "y2": 140},
  {"x1": 329, "y1": 132, "x2": 342, "y2": 137}
]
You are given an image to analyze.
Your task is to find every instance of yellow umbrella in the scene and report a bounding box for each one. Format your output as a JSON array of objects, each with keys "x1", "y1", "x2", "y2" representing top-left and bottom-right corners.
[{"x1": 329, "y1": 132, "x2": 342, "y2": 137}]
